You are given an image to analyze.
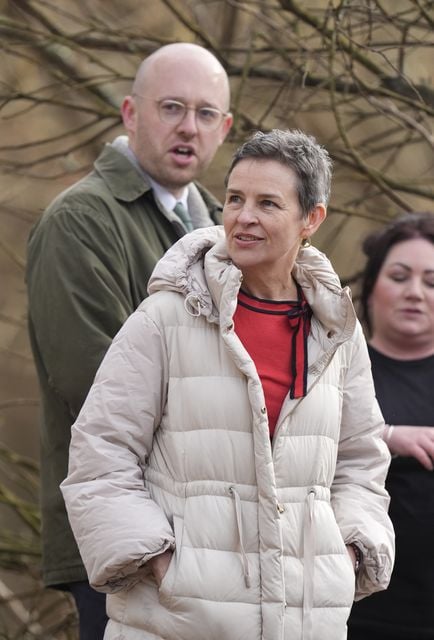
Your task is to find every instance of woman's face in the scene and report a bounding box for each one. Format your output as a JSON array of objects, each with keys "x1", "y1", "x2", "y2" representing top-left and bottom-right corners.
[
  {"x1": 223, "y1": 158, "x2": 324, "y2": 280},
  {"x1": 369, "y1": 238, "x2": 434, "y2": 348}
]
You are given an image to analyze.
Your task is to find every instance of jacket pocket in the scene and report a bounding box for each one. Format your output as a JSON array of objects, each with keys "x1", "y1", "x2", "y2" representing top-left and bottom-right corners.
[
  {"x1": 322, "y1": 501, "x2": 356, "y2": 605},
  {"x1": 158, "y1": 514, "x2": 184, "y2": 603}
]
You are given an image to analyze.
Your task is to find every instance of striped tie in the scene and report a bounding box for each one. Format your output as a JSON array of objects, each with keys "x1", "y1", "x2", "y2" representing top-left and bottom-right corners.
[{"x1": 173, "y1": 202, "x2": 194, "y2": 232}]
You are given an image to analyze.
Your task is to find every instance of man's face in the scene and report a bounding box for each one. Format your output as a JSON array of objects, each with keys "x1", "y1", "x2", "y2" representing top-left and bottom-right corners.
[{"x1": 122, "y1": 54, "x2": 232, "y2": 197}]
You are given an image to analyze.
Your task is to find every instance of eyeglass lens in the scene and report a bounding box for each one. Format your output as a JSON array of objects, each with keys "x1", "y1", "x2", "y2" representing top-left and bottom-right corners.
[{"x1": 158, "y1": 100, "x2": 223, "y2": 130}]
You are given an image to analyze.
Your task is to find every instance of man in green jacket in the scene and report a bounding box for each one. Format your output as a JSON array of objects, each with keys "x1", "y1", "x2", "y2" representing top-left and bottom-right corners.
[{"x1": 26, "y1": 42, "x2": 232, "y2": 640}]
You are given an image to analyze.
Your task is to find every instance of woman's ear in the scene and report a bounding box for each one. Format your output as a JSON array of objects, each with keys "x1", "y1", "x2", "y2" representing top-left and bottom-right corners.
[{"x1": 304, "y1": 204, "x2": 327, "y2": 237}]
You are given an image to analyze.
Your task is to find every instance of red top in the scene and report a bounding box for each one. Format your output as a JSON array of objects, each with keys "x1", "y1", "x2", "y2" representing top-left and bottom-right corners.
[{"x1": 233, "y1": 288, "x2": 311, "y2": 436}]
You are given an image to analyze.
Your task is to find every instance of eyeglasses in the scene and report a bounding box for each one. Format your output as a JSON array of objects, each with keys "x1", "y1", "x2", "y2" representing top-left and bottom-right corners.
[{"x1": 134, "y1": 96, "x2": 228, "y2": 131}]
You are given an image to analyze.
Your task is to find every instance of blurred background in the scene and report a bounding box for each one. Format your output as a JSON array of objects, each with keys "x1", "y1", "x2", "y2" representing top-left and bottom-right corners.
[{"x1": 0, "y1": 0, "x2": 433, "y2": 636}]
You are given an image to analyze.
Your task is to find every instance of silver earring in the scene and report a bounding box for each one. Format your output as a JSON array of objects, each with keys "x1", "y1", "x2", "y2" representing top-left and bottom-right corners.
[{"x1": 301, "y1": 237, "x2": 311, "y2": 248}]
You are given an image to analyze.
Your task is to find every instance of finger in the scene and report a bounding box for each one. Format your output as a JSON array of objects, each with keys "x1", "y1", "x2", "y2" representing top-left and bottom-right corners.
[{"x1": 413, "y1": 445, "x2": 434, "y2": 471}]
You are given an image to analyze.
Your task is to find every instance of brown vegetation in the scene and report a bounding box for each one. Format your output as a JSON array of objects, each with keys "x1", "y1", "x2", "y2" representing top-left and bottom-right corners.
[{"x1": 0, "y1": 0, "x2": 432, "y2": 636}]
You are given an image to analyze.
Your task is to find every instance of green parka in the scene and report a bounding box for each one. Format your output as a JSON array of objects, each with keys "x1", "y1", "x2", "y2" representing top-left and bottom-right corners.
[{"x1": 26, "y1": 142, "x2": 222, "y2": 587}]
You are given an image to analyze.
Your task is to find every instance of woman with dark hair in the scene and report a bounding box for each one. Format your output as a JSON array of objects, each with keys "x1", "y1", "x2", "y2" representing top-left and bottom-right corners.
[{"x1": 348, "y1": 211, "x2": 434, "y2": 640}]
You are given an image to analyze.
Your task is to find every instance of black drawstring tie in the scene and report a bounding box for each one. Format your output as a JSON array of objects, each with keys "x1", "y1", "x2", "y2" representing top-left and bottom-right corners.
[{"x1": 287, "y1": 285, "x2": 312, "y2": 398}]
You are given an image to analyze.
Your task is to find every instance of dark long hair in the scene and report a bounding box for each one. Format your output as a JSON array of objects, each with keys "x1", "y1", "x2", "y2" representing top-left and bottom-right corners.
[{"x1": 360, "y1": 212, "x2": 434, "y2": 333}]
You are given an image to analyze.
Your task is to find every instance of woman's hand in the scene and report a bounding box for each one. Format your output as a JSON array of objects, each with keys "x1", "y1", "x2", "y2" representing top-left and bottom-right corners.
[
  {"x1": 346, "y1": 544, "x2": 359, "y2": 574},
  {"x1": 148, "y1": 549, "x2": 173, "y2": 587},
  {"x1": 385, "y1": 425, "x2": 434, "y2": 470}
]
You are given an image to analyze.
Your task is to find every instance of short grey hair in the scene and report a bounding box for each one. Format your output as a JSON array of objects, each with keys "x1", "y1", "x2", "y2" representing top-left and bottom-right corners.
[{"x1": 225, "y1": 129, "x2": 332, "y2": 218}]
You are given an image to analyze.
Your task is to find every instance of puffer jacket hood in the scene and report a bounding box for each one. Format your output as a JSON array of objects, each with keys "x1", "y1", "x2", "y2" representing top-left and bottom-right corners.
[
  {"x1": 148, "y1": 226, "x2": 224, "y2": 322},
  {"x1": 148, "y1": 225, "x2": 353, "y2": 339}
]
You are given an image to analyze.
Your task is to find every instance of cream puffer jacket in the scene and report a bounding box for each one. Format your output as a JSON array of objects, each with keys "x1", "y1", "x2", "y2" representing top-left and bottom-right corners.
[{"x1": 61, "y1": 226, "x2": 394, "y2": 640}]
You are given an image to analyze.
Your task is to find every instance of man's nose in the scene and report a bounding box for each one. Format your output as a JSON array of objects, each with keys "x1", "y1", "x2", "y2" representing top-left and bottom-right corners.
[{"x1": 176, "y1": 108, "x2": 198, "y2": 135}]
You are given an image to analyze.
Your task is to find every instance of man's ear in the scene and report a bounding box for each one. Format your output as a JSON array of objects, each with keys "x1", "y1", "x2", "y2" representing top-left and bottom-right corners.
[
  {"x1": 121, "y1": 96, "x2": 136, "y2": 134},
  {"x1": 304, "y1": 204, "x2": 327, "y2": 237},
  {"x1": 219, "y1": 112, "x2": 233, "y2": 144}
]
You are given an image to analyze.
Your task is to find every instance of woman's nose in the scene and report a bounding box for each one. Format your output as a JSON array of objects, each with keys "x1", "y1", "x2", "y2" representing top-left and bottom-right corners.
[
  {"x1": 237, "y1": 206, "x2": 257, "y2": 224},
  {"x1": 405, "y1": 277, "x2": 424, "y2": 298}
]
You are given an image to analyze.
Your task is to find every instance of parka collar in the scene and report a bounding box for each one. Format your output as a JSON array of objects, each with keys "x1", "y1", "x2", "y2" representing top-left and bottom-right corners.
[
  {"x1": 94, "y1": 141, "x2": 224, "y2": 223},
  {"x1": 94, "y1": 143, "x2": 153, "y2": 202}
]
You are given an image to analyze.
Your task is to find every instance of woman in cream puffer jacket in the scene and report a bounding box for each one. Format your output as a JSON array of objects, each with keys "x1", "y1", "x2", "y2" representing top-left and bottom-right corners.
[
  {"x1": 63, "y1": 128, "x2": 394, "y2": 639},
  {"x1": 61, "y1": 221, "x2": 394, "y2": 640}
]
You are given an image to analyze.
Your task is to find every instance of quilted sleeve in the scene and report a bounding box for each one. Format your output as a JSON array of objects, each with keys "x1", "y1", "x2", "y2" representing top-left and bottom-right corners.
[
  {"x1": 61, "y1": 307, "x2": 174, "y2": 593},
  {"x1": 331, "y1": 321, "x2": 395, "y2": 600}
]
